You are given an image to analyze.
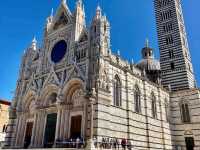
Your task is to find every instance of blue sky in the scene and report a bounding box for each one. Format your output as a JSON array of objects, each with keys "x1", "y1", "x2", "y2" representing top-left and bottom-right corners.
[{"x1": 0, "y1": 0, "x2": 200, "y2": 100}]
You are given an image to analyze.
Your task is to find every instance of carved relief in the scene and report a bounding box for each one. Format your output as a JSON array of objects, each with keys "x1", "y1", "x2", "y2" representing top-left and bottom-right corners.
[{"x1": 72, "y1": 89, "x2": 84, "y2": 107}]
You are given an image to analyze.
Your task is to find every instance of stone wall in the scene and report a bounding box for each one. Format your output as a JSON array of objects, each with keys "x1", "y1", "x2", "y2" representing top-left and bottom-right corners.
[
  {"x1": 170, "y1": 89, "x2": 200, "y2": 150},
  {"x1": 94, "y1": 63, "x2": 173, "y2": 149}
]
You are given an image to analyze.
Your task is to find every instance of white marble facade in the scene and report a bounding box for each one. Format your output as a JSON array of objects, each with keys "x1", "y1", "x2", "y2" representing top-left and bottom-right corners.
[{"x1": 4, "y1": 0, "x2": 200, "y2": 150}]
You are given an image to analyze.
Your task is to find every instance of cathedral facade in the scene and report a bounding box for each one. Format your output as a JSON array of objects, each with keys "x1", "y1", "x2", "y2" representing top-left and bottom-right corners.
[{"x1": 4, "y1": 0, "x2": 200, "y2": 150}]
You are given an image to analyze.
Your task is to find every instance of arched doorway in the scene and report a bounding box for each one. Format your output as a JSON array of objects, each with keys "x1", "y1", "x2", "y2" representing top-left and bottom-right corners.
[
  {"x1": 184, "y1": 130, "x2": 195, "y2": 150},
  {"x1": 70, "y1": 115, "x2": 82, "y2": 139},
  {"x1": 63, "y1": 79, "x2": 86, "y2": 140},
  {"x1": 185, "y1": 137, "x2": 194, "y2": 150},
  {"x1": 44, "y1": 113, "x2": 57, "y2": 148},
  {"x1": 21, "y1": 92, "x2": 36, "y2": 149},
  {"x1": 43, "y1": 92, "x2": 58, "y2": 148},
  {"x1": 68, "y1": 88, "x2": 85, "y2": 139}
]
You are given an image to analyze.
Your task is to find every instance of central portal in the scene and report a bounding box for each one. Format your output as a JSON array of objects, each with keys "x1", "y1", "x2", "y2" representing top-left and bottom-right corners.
[
  {"x1": 44, "y1": 113, "x2": 57, "y2": 148},
  {"x1": 70, "y1": 115, "x2": 82, "y2": 139}
]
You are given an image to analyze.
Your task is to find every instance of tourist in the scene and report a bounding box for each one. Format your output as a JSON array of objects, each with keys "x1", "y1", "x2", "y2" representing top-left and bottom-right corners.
[{"x1": 121, "y1": 138, "x2": 127, "y2": 150}]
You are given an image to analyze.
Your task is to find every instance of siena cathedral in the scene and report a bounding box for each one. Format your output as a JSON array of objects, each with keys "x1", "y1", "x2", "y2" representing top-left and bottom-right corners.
[{"x1": 3, "y1": 0, "x2": 200, "y2": 150}]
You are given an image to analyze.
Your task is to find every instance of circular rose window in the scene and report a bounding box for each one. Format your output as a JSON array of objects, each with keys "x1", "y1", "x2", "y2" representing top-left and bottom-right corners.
[{"x1": 51, "y1": 40, "x2": 67, "y2": 63}]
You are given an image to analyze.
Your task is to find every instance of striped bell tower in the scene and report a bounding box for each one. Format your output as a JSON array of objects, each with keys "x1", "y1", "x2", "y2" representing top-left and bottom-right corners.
[{"x1": 154, "y1": 0, "x2": 196, "y2": 91}]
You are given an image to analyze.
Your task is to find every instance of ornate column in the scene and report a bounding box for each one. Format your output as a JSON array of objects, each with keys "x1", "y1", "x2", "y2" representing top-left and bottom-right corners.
[
  {"x1": 54, "y1": 104, "x2": 62, "y2": 143},
  {"x1": 85, "y1": 90, "x2": 96, "y2": 150},
  {"x1": 14, "y1": 113, "x2": 22, "y2": 147},
  {"x1": 30, "y1": 112, "x2": 38, "y2": 148},
  {"x1": 17, "y1": 113, "x2": 26, "y2": 148},
  {"x1": 37, "y1": 110, "x2": 46, "y2": 147},
  {"x1": 63, "y1": 107, "x2": 70, "y2": 139}
]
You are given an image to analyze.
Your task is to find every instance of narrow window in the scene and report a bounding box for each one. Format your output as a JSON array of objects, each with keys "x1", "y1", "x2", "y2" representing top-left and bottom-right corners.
[
  {"x1": 152, "y1": 93, "x2": 157, "y2": 119},
  {"x1": 104, "y1": 24, "x2": 107, "y2": 33},
  {"x1": 180, "y1": 103, "x2": 191, "y2": 123},
  {"x1": 2, "y1": 125, "x2": 6, "y2": 132},
  {"x1": 94, "y1": 26, "x2": 97, "y2": 34},
  {"x1": 169, "y1": 50, "x2": 174, "y2": 58},
  {"x1": 134, "y1": 86, "x2": 141, "y2": 113},
  {"x1": 171, "y1": 62, "x2": 175, "y2": 70},
  {"x1": 113, "y1": 75, "x2": 122, "y2": 107}
]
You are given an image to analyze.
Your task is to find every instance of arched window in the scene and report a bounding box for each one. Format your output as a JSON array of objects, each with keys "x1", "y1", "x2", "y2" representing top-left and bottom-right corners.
[
  {"x1": 180, "y1": 102, "x2": 191, "y2": 123},
  {"x1": 113, "y1": 75, "x2": 122, "y2": 107},
  {"x1": 134, "y1": 85, "x2": 141, "y2": 113},
  {"x1": 151, "y1": 93, "x2": 157, "y2": 119}
]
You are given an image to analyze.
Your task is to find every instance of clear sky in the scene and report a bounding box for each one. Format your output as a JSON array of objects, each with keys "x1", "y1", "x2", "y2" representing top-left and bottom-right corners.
[{"x1": 0, "y1": 0, "x2": 200, "y2": 101}]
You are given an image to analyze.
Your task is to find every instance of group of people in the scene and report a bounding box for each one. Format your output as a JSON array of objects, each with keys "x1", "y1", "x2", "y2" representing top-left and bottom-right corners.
[
  {"x1": 94, "y1": 137, "x2": 133, "y2": 150},
  {"x1": 55, "y1": 137, "x2": 85, "y2": 148},
  {"x1": 56, "y1": 136, "x2": 134, "y2": 149}
]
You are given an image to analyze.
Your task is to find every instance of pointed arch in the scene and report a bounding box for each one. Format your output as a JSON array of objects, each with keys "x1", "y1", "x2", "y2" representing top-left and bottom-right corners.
[
  {"x1": 40, "y1": 84, "x2": 59, "y2": 107},
  {"x1": 78, "y1": 30, "x2": 88, "y2": 43},
  {"x1": 134, "y1": 84, "x2": 141, "y2": 113},
  {"x1": 113, "y1": 75, "x2": 122, "y2": 107},
  {"x1": 22, "y1": 90, "x2": 36, "y2": 112},
  {"x1": 179, "y1": 99, "x2": 191, "y2": 123},
  {"x1": 62, "y1": 78, "x2": 85, "y2": 104}
]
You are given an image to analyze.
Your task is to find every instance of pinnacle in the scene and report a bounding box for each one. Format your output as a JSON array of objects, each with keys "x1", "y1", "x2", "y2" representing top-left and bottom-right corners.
[
  {"x1": 51, "y1": 8, "x2": 54, "y2": 17},
  {"x1": 61, "y1": 0, "x2": 66, "y2": 4},
  {"x1": 96, "y1": 4, "x2": 101, "y2": 12},
  {"x1": 32, "y1": 36, "x2": 37, "y2": 43},
  {"x1": 145, "y1": 38, "x2": 149, "y2": 48}
]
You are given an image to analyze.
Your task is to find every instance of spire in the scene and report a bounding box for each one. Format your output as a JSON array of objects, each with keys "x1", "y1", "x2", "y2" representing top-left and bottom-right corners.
[
  {"x1": 95, "y1": 4, "x2": 102, "y2": 19},
  {"x1": 51, "y1": 8, "x2": 54, "y2": 17},
  {"x1": 61, "y1": 0, "x2": 66, "y2": 4},
  {"x1": 131, "y1": 58, "x2": 134, "y2": 64},
  {"x1": 31, "y1": 36, "x2": 37, "y2": 51},
  {"x1": 117, "y1": 50, "x2": 120, "y2": 56},
  {"x1": 76, "y1": 0, "x2": 84, "y2": 15},
  {"x1": 145, "y1": 38, "x2": 149, "y2": 48},
  {"x1": 76, "y1": 0, "x2": 82, "y2": 7}
]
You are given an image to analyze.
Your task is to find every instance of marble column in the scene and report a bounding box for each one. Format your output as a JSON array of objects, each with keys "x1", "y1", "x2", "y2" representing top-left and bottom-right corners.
[
  {"x1": 86, "y1": 95, "x2": 95, "y2": 150},
  {"x1": 30, "y1": 112, "x2": 38, "y2": 148},
  {"x1": 14, "y1": 114, "x2": 21, "y2": 147},
  {"x1": 63, "y1": 108, "x2": 70, "y2": 139},
  {"x1": 18, "y1": 114, "x2": 26, "y2": 148},
  {"x1": 54, "y1": 107, "x2": 62, "y2": 142},
  {"x1": 37, "y1": 111, "x2": 46, "y2": 147}
]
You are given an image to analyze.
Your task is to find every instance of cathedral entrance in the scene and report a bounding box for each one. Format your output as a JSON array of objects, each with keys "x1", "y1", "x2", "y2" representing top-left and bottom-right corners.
[
  {"x1": 70, "y1": 115, "x2": 82, "y2": 139},
  {"x1": 44, "y1": 113, "x2": 57, "y2": 148},
  {"x1": 24, "y1": 122, "x2": 33, "y2": 148},
  {"x1": 185, "y1": 137, "x2": 195, "y2": 150}
]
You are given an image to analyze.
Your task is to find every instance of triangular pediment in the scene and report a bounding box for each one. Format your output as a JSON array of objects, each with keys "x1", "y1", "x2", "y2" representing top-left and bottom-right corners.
[
  {"x1": 53, "y1": 12, "x2": 69, "y2": 30},
  {"x1": 78, "y1": 29, "x2": 88, "y2": 43},
  {"x1": 50, "y1": 2, "x2": 72, "y2": 31}
]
